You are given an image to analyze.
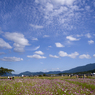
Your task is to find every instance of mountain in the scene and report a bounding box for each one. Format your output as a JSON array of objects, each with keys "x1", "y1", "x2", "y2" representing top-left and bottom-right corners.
[
  {"x1": 18, "y1": 71, "x2": 33, "y2": 76},
  {"x1": 62, "y1": 63, "x2": 95, "y2": 73},
  {"x1": 3, "y1": 63, "x2": 95, "y2": 76},
  {"x1": 18, "y1": 71, "x2": 44, "y2": 76}
]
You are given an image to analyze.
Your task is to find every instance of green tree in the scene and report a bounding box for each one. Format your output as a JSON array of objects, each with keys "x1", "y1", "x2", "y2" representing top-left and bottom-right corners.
[
  {"x1": 0, "y1": 67, "x2": 14, "y2": 75},
  {"x1": 43, "y1": 73, "x2": 46, "y2": 76}
]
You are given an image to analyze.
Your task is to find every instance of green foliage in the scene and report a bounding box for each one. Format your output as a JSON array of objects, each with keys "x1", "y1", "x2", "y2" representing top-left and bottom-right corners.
[
  {"x1": 0, "y1": 67, "x2": 14, "y2": 75},
  {"x1": 43, "y1": 73, "x2": 46, "y2": 76},
  {"x1": 74, "y1": 69, "x2": 95, "y2": 74},
  {"x1": 38, "y1": 75, "x2": 43, "y2": 77}
]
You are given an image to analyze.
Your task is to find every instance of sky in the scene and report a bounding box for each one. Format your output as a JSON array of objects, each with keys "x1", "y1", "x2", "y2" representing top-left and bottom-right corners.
[{"x1": 0, "y1": 0, "x2": 95, "y2": 74}]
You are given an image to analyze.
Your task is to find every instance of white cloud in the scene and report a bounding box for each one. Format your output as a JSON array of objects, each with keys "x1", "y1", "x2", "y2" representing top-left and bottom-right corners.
[
  {"x1": 35, "y1": 0, "x2": 80, "y2": 30},
  {"x1": 51, "y1": 6, "x2": 67, "y2": 16},
  {"x1": 59, "y1": 51, "x2": 68, "y2": 57},
  {"x1": 0, "y1": 57, "x2": 23, "y2": 62},
  {"x1": 34, "y1": 51, "x2": 44, "y2": 55},
  {"x1": 52, "y1": 0, "x2": 75, "y2": 5},
  {"x1": 4, "y1": 32, "x2": 29, "y2": 52},
  {"x1": 35, "y1": 0, "x2": 75, "y2": 6},
  {"x1": 5, "y1": 32, "x2": 29, "y2": 46},
  {"x1": 68, "y1": 52, "x2": 79, "y2": 58},
  {"x1": 79, "y1": 54, "x2": 91, "y2": 59},
  {"x1": 57, "y1": 68, "x2": 59, "y2": 70},
  {"x1": 33, "y1": 46, "x2": 40, "y2": 50},
  {"x1": 32, "y1": 37, "x2": 38, "y2": 41},
  {"x1": 76, "y1": 34, "x2": 83, "y2": 37},
  {"x1": 30, "y1": 24, "x2": 43, "y2": 29},
  {"x1": 66, "y1": 36, "x2": 80, "y2": 41},
  {"x1": 43, "y1": 35, "x2": 50, "y2": 38},
  {"x1": 88, "y1": 40, "x2": 94, "y2": 44},
  {"x1": 49, "y1": 54, "x2": 59, "y2": 58},
  {"x1": 0, "y1": 38, "x2": 12, "y2": 49},
  {"x1": 13, "y1": 43, "x2": 25, "y2": 52},
  {"x1": 93, "y1": 54, "x2": 95, "y2": 57},
  {"x1": 59, "y1": 51, "x2": 79, "y2": 58},
  {"x1": 55, "y1": 43, "x2": 64, "y2": 47},
  {"x1": 85, "y1": 33, "x2": 91, "y2": 38},
  {"x1": 46, "y1": 3, "x2": 54, "y2": 12},
  {"x1": 27, "y1": 54, "x2": 46, "y2": 59},
  {"x1": 48, "y1": 46, "x2": 52, "y2": 48}
]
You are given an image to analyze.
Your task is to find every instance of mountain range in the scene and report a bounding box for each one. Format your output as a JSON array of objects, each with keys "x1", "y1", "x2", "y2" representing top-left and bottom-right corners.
[{"x1": 3, "y1": 63, "x2": 95, "y2": 76}]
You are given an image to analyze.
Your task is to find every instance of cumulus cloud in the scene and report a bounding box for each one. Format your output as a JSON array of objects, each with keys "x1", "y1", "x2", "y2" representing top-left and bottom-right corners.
[
  {"x1": 59, "y1": 51, "x2": 68, "y2": 57},
  {"x1": 4, "y1": 32, "x2": 29, "y2": 52},
  {"x1": 5, "y1": 32, "x2": 29, "y2": 46},
  {"x1": 55, "y1": 43, "x2": 64, "y2": 47},
  {"x1": 59, "y1": 51, "x2": 79, "y2": 58},
  {"x1": 27, "y1": 54, "x2": 46, "y2": 59},
  {"x1": 85, "y1": 33, "x2": 91, "y2": 38},
  {"x1": 30, "y1": 24, "x2": 43, "y2": 29},
  {"x1": 88, "y1": 40, "x2": 94, "y2": 44},
  {"x1": 68, "y1": 52, "x2": 79, "y2": 58},
  {"x1": 66, "y1": 36, "x2": 80, "y2": 41},
  {"x1": 0, "y1": 38, "x2": 12, "y2": 49},
  {"x1": 13, "y1": 43, "x2": 25, "y2": 52},
  {"x1": 0, "y1": 57, "x2": 23, "y2": 62},
  {"x1": 49, "y1": 54, "x2": 59, "y2": 58},
  {"x1": 79, "y1": 54, "x2": 91, "y2": 59},
  {"x1": 93, "y1": 54, "x2": 95, "y2": 57},
  {"x1": 34, "y1": 51, "x2": 44, "y2": 55}
]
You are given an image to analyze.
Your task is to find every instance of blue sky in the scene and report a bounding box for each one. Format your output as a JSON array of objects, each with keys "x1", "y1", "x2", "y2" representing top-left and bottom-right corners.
[{"x1": 0, "y1": 0, "x2": 95, "y2": 74}]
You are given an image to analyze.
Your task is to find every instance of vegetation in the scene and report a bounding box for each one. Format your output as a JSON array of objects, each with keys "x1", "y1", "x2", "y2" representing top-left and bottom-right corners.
[
  {"x1": 57, "y1": 69, "x2": 95, "y2": 76},
  {"x1": 74, "y1": 69, "x2": 95, "y2": 74},
  {"x1": 0, "y1": 76, "x2": 95, "y2": 95},
  {"x1": 0, "y1": 67, "x2": 14, "y2": 76}
]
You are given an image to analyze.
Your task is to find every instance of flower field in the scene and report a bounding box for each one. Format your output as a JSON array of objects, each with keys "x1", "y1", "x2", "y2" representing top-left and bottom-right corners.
[{"x1": 0, "y1": 77, "x2": 95, "y2": 95}]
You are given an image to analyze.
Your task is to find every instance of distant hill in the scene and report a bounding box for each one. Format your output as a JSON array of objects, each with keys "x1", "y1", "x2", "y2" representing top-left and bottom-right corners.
[
  {"x1": 3, "y1": 63, "x2": 95, "y2": 76},
  {"x1": 17, "y1": 63, "x2": 95, "y2": 76},
  {"x1": 18, "y1": 71, "x2": 44, "y2": 76},
  {"x1": 62, "y1": 63, "x2": 95, "y2": 73},
  {"x1": 74, "y1": 69, "x2": 95, "y2": 74}
]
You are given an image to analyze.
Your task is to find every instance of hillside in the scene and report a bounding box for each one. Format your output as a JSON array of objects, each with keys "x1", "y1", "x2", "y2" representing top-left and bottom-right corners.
[
  {"x1": 2, "y1": 63, "x2": 95, "y2": 76},
  {"x1": 62, "y1": 63, "x2": 95, "y2": 73}
]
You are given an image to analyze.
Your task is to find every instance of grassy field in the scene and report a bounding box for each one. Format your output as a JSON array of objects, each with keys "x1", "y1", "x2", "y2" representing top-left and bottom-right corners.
[{"x1": 0, "y1": 76, "x2": 95, "y2": 95}]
